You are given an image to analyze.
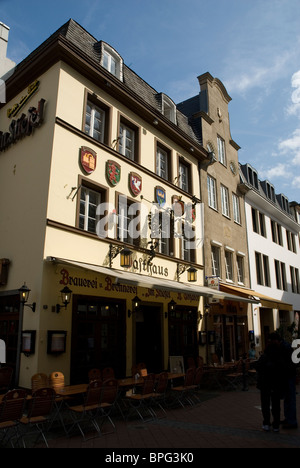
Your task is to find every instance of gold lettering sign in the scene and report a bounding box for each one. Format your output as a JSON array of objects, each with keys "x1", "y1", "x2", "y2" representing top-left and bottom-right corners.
[{"x1": 7, "y1": 80, "x2": 40, "y2": 119}]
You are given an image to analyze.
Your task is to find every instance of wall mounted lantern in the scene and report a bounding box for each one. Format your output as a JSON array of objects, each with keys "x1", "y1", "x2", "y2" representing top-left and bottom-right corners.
[
  {"x1": 56, "y1": 286, "x2": 73, "y2": 314},
  {"x1": 176, "y1": 263, "x2": 198, "y2": 283},
  {"x1": 19, "y1": 283, "x2": 36, "y2": 312},
  {"x1": 128, "y1": 295, "x2": 142, "y2": 318},
  {"x1": 109, "y1": 244, "x2": 133, "y2": 268}
]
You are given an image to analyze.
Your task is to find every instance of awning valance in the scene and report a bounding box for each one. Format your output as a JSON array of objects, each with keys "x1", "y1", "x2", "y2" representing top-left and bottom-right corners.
[
  {"x1": 220, "y1": 284, "x2": 293, "y2": 312},
  {"x1": 47, "y1": 257, "x2": 259, "y2": 304}
]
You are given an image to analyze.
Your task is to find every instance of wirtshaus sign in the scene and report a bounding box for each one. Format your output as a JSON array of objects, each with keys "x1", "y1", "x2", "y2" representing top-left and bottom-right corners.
[{"x1": 0, "y1": 98, "x2": 45, "y2": 152}]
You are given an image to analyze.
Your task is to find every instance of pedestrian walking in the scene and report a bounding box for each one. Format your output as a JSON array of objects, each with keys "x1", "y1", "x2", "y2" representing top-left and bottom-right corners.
[
  {"x1": 255, "y1": 333, "x2": 289, "y2": 432},
  {"x1": 281, "y1": 339, "x2": 298, "y2": 429}
]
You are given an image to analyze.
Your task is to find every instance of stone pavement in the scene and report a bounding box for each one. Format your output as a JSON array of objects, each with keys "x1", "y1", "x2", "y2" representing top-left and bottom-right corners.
[{"x1": 47, "y1": 387, "x2": 300, "y2": 450}]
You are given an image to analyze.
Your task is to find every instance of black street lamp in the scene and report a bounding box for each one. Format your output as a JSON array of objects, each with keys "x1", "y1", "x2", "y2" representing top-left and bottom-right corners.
[{"x1": 16, "y1": 283, "x2": 36, "y2": 386}]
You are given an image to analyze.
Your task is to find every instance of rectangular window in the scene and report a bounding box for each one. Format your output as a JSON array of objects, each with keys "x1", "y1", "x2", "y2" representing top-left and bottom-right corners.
[
  {"x1": 217, "y1": 136, "x2": 226, "y2": 166},
  {"x1": 156, "y1": 145, "x2": 170, "y2": 181},
  {"x1": 221, "y1": 185, "x2": 230, "y2": 218},
  {"x1": 157, "y1": 212, "x2": 172, "y2": 256},
  {"x1": 179, "y1": 160, "x2": 191, "y2": 193},
  {"x1": 79, "y1": 187, "x2": 102, "y2": 234},
  {"x1": 252, "y1": 208, "x2": 266, "y2": 237},
  {"x1": 85, "y1": 101, "x2": 106, "y2": 143},
  {"x1": 225, "y1": 251, "x2": 233, "y2": 282},
  {"x1": 232, "y1": 194, "x2": 241, "y2": 224},
  {"x1": 119, "y1": 123, "x2": 135, "y2": 160},
  {"x1": 275, "y1": 260, "x2": 287, "y2": 290},
  {"x1": 255, "y1": 252, "x2": 263, "y2": 286},
  {"x1": 237, "y1": 256, "x2": 244, "y2": 284},
  {"x1": 211, "y1": 246, "x2": 221, "y2": 277},
  {"x1": 263, "y1": 254, "x2": 271, "y2": 287},
  {"x1": 181, "y1": 223, "x2": 196, "y2": 263},
  {"x1": 118, "y1": 196, "x2": 140, "y2": 246},
  {"x1": 207, "y1": 175, "x2": 217, "y2": 210}
]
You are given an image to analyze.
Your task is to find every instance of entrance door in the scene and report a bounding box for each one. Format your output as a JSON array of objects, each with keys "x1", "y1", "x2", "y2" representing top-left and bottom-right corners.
[
  {"x1": 135, "y1": 305, "x2": 162, "y2": 373},
  {"x1": 71, "y1": 295, "x2": 126, "y2": 383},
  {"x1": 0, "y1": 295, "x2": 19, "y2": 377}
]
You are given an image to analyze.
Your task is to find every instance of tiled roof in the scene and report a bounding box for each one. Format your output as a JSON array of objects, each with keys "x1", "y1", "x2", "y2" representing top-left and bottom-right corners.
[{"x1": 13, "y1": 19, "x2": 200, "y2": 145}]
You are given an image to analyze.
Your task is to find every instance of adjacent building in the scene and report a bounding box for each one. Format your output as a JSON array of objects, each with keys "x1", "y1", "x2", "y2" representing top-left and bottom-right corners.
[
  {"x1": 178, "y1": 74, "x2": 255, "y2": 362},
  {"x1": 239, "y1": 164, "x2": 300, "y2": 352}
]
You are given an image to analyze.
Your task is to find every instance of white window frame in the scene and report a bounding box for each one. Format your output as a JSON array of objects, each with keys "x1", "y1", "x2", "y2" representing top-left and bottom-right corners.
[
  {"x1": 225, "y1": 250, "x2": 233, "y2": 282},
  {"x1": 232, "y1": 193, "x2": 241, "y2": 224},
  {"x1": 162, "y1": 94, "x2": 176, "y2": 124},
  {"x1": 85, "y1": 101, "x2": 105, "y2": 143},
  {"x1": 207, "y1": 175, "x2": 217, "y2": 210},
  {"x1": 237, "y1": 255, "x2": 245, "y2": 284},
  {"x1": 179, "y1": 161, "x2": 189, "y2": 192},
  {"x1": 156, "y1": 147, "x2": 169, "y2": 180},
  {"x1": 217, "y1": 136, "x2": 226, "y2": 166},
  {"x1": 221, "y1": 185, "x2": 230, "y2": 218},
  {"x1": 119, "y1": 123, "x2": 135, "y2": 160},
  {"x1": 101, "y1": 43, "x2": 123, "y2": 81},
  {"x1": 211, "y1": 246, "x2": 221, "y2": 277},
  {"x1": 79, "y1": 187, "x2": 101, "y2": 234}
]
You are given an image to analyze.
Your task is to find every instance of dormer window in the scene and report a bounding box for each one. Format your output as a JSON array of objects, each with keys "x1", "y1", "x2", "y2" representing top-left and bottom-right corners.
[
  {"x1": 247, "y1": 165, "x2": 259, "y2": 190},
  {"x1": 100, "y1": 43, "x2": 123, "y2": 81},
  {"x1": 160, "y1": 94, "x2": 176, "y2": 124},
  {"x1": 280, "y1": 195, "x2": 290, "y2": 213},
  {"x1": 266, "y1": 182, "x2": 276, "y2": 203}
]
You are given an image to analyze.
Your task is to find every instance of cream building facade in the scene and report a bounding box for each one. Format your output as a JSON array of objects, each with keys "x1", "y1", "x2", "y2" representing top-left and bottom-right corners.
[{"x1": 0, "y1": 20, "x2": 256, "y2": 388}]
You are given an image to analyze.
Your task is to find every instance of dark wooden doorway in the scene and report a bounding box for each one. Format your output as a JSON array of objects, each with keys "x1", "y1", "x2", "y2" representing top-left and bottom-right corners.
[{"x1": 71, "y1": 295, "x2": 126, "y2": 383}]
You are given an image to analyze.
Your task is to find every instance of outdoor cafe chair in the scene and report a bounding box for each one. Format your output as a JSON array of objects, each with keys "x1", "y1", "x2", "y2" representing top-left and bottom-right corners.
[
  {"x1": 224, "y1": 359, "x2": 245, "y2": 391},
  {"x1": 190, "y1": 366, "x2": 205, "y2": 404},
  {"x1": 31, "y1": 373, "x2": 49, "y2": 393},
  {"x1": 171, "y1": 368, "x2": 196, "y2": 408},
  {"x1": 88, "y1": 368, "x2": 102, "y2": 382},
  {"x1": 66, "y1": 379, "x2": 103, "y2": 441},
  {"x1": 18, "y1": 387, "x2": 56, "y2": 448},
  {"x1": 150, "y1": 371, "x2": 169, "y2": 418},
  {"x1": 0, "y1": 389, "x2": 27, "y2": 447},
  {"x1": 102, "y1": 367, "x2": 115, "y2": 380},
  {"x1": 126, "y1": 373, "x2": 156, "y2": 422},
  {"x1": 96, "y1": 378, "x2": 119, "y2": 435},
  {"x1": 49, "y1": 371, "x2": 65, "y2": 391},
  {"x1": 0, "y1": 367, "x2": 13, "y2": 394}
]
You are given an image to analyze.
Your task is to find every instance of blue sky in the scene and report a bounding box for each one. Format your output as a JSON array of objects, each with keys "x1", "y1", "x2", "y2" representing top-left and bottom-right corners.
[{"x1": 1, "y1": 0, "x2": 300, "y2": 202}]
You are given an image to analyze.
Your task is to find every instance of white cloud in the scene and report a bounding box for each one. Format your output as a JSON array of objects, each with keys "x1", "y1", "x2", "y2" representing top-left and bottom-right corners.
[
  {"x1": 287, "y1": 70, "x2": 300, "y2": 117},
  {"x1": 262, "y1": 163, "x2": 292, "y2": 181},
  {"x1": 292, "y1": 176, "x2": 300, "y2": 187},
  {"x1": 278, "y1": 128, "x2": 300, "y2": 155}
]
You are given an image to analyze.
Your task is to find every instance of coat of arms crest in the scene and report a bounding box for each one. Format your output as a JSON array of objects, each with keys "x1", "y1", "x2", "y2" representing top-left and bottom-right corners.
[
  {"x1": 80, "y1": 147, "x2": 97, "y2": 174},
  {"x1": 129, "y1": 173, "x2": 142, "y2": 197},
  {"x1": 155, "y1": 186, "x2": 166, "y2": 207},
  {"x1": 106, "y1": 160, "x2": 121, "y2": 186}
]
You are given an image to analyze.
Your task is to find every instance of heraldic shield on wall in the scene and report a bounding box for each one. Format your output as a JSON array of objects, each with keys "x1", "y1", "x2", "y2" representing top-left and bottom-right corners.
[
  {"x1": 129, "y1": 172, "x2": 142, "y2": 197},
  {"x1": 106, "y1": 160, "x2": 121, "y2": 186},
  {"x1": 80, "y1": 147, "x2": 97, "y2": 174}
]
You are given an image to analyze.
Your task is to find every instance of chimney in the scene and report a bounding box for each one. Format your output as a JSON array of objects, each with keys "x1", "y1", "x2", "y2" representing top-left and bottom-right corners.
[{"x1": 0, "y1": 22, "x2": 10, "y2": 58}]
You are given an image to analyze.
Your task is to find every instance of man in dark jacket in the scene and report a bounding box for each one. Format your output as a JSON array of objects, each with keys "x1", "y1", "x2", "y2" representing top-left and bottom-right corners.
[{"x1": 256, "y1": 333, "x2": 289, "y2": 432}]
